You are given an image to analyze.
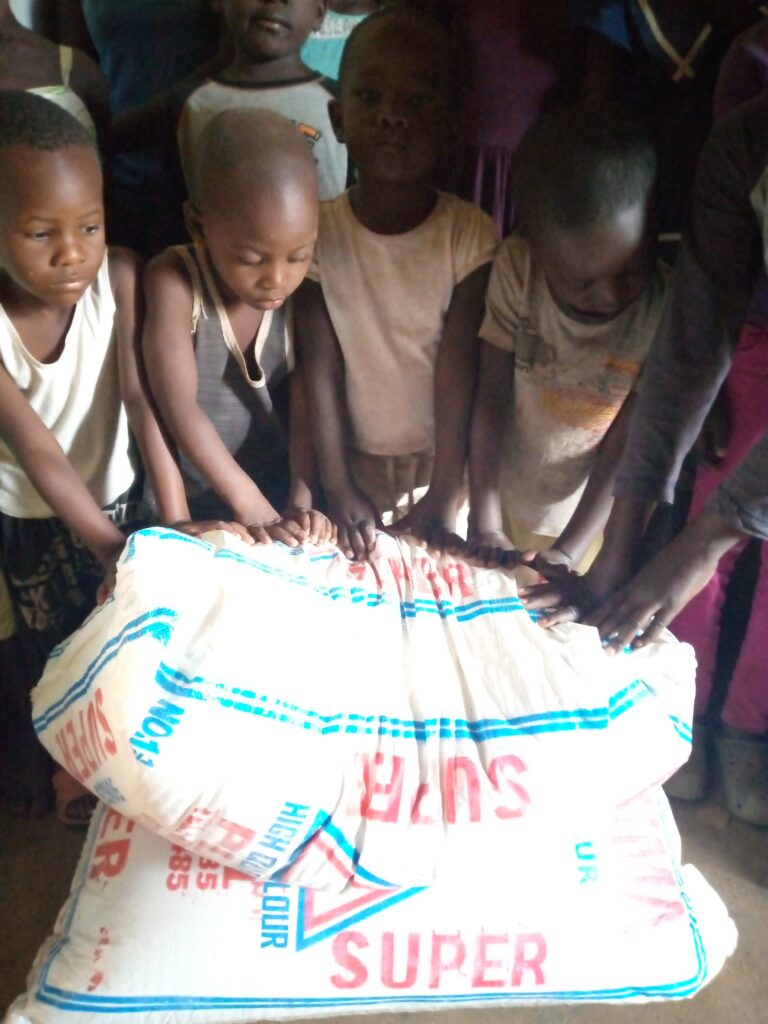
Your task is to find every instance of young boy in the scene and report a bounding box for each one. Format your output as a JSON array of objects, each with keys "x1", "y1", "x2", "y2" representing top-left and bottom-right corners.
[
  {"x1": 468, "y1": 108, "x2": 667, "y2": 572},
  {"x1": 173, "y1": 0, "x2": 347, "y2": 204},
  {"x1": 295, "y1": 7, "x2": 497, "y2": 560},
  {"x1": 142, "y1": 107, "x2": 333, "y2": 546},
  {"x1": 0, "y1": 92, "x2": 172, "y2": 821}
]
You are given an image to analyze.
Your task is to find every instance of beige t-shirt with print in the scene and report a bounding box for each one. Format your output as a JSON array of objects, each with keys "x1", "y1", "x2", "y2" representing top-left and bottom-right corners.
[
  {"x1": 480, "y1": 235, "x2": 669, "y2": 538},
  {"x1": 308, "y1": 190, "x2": 497, "y2": 458}
]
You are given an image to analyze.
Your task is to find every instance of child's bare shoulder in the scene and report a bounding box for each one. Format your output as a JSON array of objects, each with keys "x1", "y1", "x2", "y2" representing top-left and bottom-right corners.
[
  {"x1": 106, "y1": 246, "x2": 143, "y2": 299},
  {"x1": 143, "y1": 248, "x2": 195, "y2": 297}
]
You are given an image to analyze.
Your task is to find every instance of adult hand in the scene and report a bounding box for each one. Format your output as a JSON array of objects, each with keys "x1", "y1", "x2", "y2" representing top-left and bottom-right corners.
[
  {"x1": 588, "y1": 507, "x2": 745, "y2": 653},
  {"x1": 587, "y1": 542, "x2": 720, "y2": 654}
]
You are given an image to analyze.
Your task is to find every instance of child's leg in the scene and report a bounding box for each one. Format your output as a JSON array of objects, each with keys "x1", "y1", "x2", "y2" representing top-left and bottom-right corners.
[
  {"x1": 720, "y1": 542, "x2": 768, "y2": 735},
  {"x1": 714, "y1": 543, "x2": 768, "y2": 826},
  {"x1": 0, "y1": 567, "x2": 55, "y2": 816},
  {"x1": 0, "y1": 514, "x2": 102, "y2": 819},
  {"x1": 349, "y1": 450, "x2": 434, "y2": 526}
]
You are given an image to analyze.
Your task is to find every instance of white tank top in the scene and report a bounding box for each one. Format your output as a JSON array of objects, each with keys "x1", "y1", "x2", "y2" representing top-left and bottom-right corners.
[{"x1": 0, "y1": 253, "x2": 135, "y2": 518}]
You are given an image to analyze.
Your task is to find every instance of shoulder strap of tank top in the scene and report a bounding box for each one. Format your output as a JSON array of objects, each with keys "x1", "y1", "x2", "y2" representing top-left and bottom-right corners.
[
  {"x1": 194, "y1": 244, "x2": 272, "y2": 390},
  {"x1": 58, "y1": 46, "x2": 73, "y2": 86},
  {"x1": 171, "y1": 245, "x2": 206, "y2": 334},
  {"x1": 284, "y1": 301, "x2": 296, "y2": 374}
]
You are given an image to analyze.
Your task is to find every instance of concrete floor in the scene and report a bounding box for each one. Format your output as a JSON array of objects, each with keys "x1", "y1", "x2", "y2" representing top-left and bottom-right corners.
[{"x1": 1, "y1": 790, "x2": 766, "y2": 1024}]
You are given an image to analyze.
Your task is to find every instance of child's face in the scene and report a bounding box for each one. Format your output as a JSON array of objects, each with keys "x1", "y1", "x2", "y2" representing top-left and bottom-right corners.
[
  {"x1": 222, "y1": 0, "x2": 325, "y2": 63},
  {"x1": 332, "y1": 33, "x2": 451, "y2": 185},
  {"x1": 194, "y1": 186, "x2": 318, "y2": 310},
  {"x1": 0, "y1": 146, "x2": 105, "y2": 308},
  {"x1": 535, "y1": 203, "x2": 655, "y2": 323}
]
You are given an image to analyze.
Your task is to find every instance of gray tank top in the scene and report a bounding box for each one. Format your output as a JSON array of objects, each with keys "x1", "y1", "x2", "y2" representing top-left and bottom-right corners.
[{"x1": 158, "y1": 243, "x2": 292, "y2": 520}]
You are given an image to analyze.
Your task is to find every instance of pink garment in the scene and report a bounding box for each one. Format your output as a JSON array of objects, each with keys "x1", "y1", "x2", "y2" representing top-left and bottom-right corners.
[
  {"x1": 671, "y1": 323, "x2": 768, "y2": 733},
  {"x1": 415, "y1": 1, "x2": 576, "y2": 235}
]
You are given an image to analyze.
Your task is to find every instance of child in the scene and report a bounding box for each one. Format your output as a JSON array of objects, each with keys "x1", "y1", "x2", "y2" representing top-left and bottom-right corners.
[
  {"x1": 0, "y1": 92, "x2": 169, "y2": 821},
  {"x1": 295, "y1": 7, "x2": 497, "y2": 560},
  {"x1": 301, "y1": 1, "x2": 381, "y2": 81},
  {"x1": 0, "y1": 0, "x2": 108, "y2": 143},
  {"x1": 173, "y1": 0, "x2": 348, "y2": 206},
  {"x1": 468, "y1": 108, "x2": 667, "y2": 573},
  {"x1": 142, "y1": 107, "x2": 333, "y2": 546}
]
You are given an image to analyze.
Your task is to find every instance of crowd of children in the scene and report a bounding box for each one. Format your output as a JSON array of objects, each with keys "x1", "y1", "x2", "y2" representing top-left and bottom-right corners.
[{"x1": 1, "y1": 1, "x2": 768, "y2": 829}]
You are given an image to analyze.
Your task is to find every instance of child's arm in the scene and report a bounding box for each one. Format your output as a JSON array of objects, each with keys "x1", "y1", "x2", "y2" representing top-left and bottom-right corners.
[
  {"x1": 392, "y1": 263, "x2": 492, "y2": 549},
  {"x1": 112, "y1": 247, "x2": 253, "y2": 543},
  {"x1": 110, "y1": 247, "x2": 188, "y2": 522},
  {"x1": 466, "y1": 340, "x2": 516, "y2": 566},
  {"x1": 526, "y1": 391, "x2": 639, "y2": 573},
  {"x1": 0, "y1": 365, "x2": 125, "y2": 571},
  {"x1": 281, "y1": 365, "x2": 336, "y2": 547},
  {"x1": 141, "y1": 253, "x2": 301, "y2": 545},
  {"x1": 294, "y1": 278, "x2": 380, "y2": 560}
]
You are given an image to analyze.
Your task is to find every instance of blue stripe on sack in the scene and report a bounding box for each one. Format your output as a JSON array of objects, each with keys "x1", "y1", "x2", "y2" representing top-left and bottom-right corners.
[
  {"x1": 122, "y1": 527, "x2": 211, "y2": 564},
  {"x1": 295, "y1": 885, "x2": 425, "y2": 950},
  {"x1": 214, "y1": 545, "x2": 533, "y2": 622},
  {"x1": 320, "y1": 819, "x2": 398, "y2": 888},
  {"x1": 670, "y1": 715, "x2": 693, "y2": 743},
  {"x1": 151, "y1": 665, "x2": 652, "y2": 741},
  {"x1": 652, "y1": 788, "x2": 709, "y2": 986},
  {"x1": 33, "y1": 968, "x2": 710, "y2": 1012},
  {"x1": 33, "y1": 610, "x2": 177, "y2": 733},
  {"x1": 33, "y1": 786, "x2": 707, "y2": 1010}
]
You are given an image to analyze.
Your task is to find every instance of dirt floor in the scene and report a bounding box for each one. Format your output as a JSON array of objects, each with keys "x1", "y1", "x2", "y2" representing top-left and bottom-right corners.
[{"x1": 1, "y1": 786, "x2": 767, "y2": 1024}]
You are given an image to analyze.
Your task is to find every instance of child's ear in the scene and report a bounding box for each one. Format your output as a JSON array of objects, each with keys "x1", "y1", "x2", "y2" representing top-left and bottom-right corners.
[
  {"x1": 313, "y1": 1, "x2": 328, "y2": 33},
  {"x1": 328, "y1": 98, "x2": 344, "y2": 145},
  {"x1": 183, "y1": 200, "x2": 204, "y2": 243}
]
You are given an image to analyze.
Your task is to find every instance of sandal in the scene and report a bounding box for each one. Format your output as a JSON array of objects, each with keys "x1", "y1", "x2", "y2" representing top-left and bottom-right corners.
[
  {"x1": 715, "y1": 732, "x2": 768, "y2": 827},
  {"x1": 664, "y1": 721, "x2": 710, "y2": 801},
  {"x1": 52, "y1": 768, "x2": 97, "y2": 827}
]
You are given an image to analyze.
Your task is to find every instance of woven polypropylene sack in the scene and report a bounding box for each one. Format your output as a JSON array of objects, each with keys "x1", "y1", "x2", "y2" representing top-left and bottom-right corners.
[
  {"x1": 6, "y1": 789, "x2": 735, "y2": 1024},
  {"x1": 31, "y1": 528, "x2": 697, "y2": 892}
]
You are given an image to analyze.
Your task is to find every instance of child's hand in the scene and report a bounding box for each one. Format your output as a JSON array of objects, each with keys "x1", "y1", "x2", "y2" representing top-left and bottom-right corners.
[
  {"x1": 518, "y1": 562, "x2": 597, "y2": 628},
  {"x1": 95, "y1": 542, "x2": 126, "y2": 605},
  {"x1": 328, "y1": 489, "x2": 381, "y2": 561},
  {"x1": 171, "y1": 519, "x2": 256, "y2": 545},
  {"x1": 281, "y1": 506, "x2": 338, "y2": 547},
  {"x1": 390, "y1": 496, "x2": 464, "y2": 554},
  {"x1": 519, "y1": 546, "x2": 573, "y2": 575},
  {"x1": 466, "y1": 529, "x2": 520, "y2": 568},
  {"x1": 246, "y1": 517, "x2": 302, "y2": 547}
]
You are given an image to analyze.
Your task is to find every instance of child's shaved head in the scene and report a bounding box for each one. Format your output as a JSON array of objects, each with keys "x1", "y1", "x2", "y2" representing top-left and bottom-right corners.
[
  {"x1": 194, "y1": 107, "x2": 320, "y2": 214},
  {"x1": 0, "y1": 90, "x2": 97, "y2": 155},
  {"x1": 339, "y1": 5, "x2": 453, "y2": 98}
]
